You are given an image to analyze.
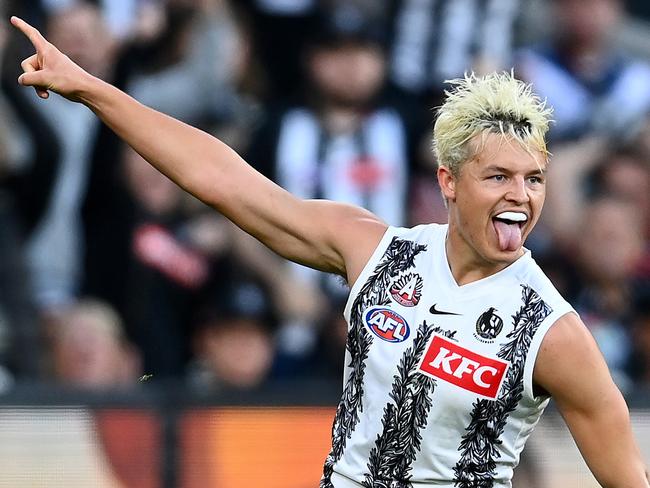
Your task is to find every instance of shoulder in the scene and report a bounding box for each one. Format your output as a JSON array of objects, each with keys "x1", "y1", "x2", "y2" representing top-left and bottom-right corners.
[
  {"x1": 537, "y1": 312, "x2": 590, "y2": 355},
  {"x1": 323, "y1": 202, "x2": 389, "y2": 285},
  {"x1": 343, "y1": 221, "x2": 443, "y2": 287},
  {"x1": 533, "y1": 312, "x2": 610, "y2": 398},
  {"x1": 391, "y1": 222, "x2": 446, "y2": 243}
]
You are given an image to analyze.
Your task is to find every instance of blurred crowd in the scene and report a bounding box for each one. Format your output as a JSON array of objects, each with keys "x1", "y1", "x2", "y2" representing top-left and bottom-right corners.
[{"x1": 0, "y1": 0, "x2": 649, "y2": 396}]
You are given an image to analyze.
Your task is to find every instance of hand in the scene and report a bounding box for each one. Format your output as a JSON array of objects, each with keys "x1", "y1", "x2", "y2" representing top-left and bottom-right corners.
[{"x1": 11, "y1": 16, "x2": 91, "y2": 101}]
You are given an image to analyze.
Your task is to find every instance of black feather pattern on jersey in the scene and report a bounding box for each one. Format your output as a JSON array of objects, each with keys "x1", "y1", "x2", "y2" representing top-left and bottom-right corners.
[
  {"x1": 321, "y1": 237, "x2": 427, "y2": 488},
  {"x1": 363, "y1": 323, "x2": 456, "y2": 488},
  {"x1": 453, "y1": 285, "x2": 551, "y2": 488}
]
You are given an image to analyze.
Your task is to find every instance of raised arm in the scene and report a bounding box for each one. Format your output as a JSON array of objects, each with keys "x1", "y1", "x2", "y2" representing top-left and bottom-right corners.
[
  {"x1": 10, "y1": 16, "x2": 387, "y2": 284},
  {"x1": 534, "y1": 313, "x2": 650, "y2": 488}
]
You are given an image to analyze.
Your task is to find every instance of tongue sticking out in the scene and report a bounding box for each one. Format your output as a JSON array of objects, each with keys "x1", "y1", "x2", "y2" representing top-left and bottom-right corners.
[{"x1": 493, "y1": 220, "x2": 523, "y2": 252}]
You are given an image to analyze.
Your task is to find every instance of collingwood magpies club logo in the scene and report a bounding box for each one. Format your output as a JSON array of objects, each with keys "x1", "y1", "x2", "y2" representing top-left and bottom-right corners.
[
  {"x1": 389, "y1": 273, "x2": 423, "y2": 307},
  {"x1": 473, "y1": 307, "x2": 504, "y2": 342}
]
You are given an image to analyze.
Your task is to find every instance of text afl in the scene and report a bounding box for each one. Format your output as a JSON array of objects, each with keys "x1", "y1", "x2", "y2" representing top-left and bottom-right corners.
[{"x1": 364, "y1": 306, "x2": 411, "y2": 343}]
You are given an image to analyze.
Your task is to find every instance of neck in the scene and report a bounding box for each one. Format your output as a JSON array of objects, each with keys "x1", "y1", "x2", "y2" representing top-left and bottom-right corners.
[{"x1": 445, "y1": 221, "x2": 522, "y2": 286}]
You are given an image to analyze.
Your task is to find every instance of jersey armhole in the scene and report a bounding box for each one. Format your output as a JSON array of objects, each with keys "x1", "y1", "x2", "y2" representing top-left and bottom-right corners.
[
  {"x1": 523, "y1": 308, "x2": 578, "y2": 403},
  {"x1": 343, "y1": 226, "x2": 395, "y2": 322}
]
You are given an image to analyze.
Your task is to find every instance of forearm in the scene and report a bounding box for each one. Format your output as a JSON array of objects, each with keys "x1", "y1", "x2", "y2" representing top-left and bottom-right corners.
[{"x1": 562, "y1": 399, "x2": 649, "y2": 488}]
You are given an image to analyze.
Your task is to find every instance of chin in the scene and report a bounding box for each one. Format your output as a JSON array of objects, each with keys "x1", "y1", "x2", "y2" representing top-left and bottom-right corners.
[
  {"x1": 500, "y1": 249, "x2": 523, "y2": 261},
  {"x1": 483, "y1": 244, "x2": 523, "y2": 265},
  {"x1": 500, "y1": 246, "x2": 525, "y2": 263}
]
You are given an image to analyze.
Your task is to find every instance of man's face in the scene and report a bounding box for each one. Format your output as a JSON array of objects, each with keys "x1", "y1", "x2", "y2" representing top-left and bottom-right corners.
[
  {"x1": 309, "y1": 42, "x2": 386, "y2": 106},
  {"x1": 554, "y1": 0, "x2": 622, "y2": 45},
  {"x1": 440, "y1": 132, "x2": 547, "y2": 267},
  {"x1": 578, "y1": 198, "x2": 642, "y2": 281},
  {"x1": 47, "y1": 3, "x2": 115, "y2": 77}
]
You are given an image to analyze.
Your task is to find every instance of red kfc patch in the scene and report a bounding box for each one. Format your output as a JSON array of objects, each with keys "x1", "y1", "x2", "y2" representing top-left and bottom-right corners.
[{"x1": 419, "y1": 334, "x2": 509, "y2": 399}]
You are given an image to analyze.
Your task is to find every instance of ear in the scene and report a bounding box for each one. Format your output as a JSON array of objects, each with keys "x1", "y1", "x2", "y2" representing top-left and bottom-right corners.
[{"x1": 437, "y1": 165, "x2": 457, "y2": 202}]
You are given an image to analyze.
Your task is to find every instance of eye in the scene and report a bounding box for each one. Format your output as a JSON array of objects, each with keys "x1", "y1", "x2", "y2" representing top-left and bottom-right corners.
[
  {"x1": 490, "y1": 174, "x2": 506, "y2": 182},
  {"x1": 527, "y1": 175, "x2": 545, "y2": 185}
]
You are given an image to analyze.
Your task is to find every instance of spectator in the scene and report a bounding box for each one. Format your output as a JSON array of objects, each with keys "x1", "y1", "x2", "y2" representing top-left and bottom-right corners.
[
  {"x1": 47, "y1": 297, "x2": 141, "y2": 389},
  {"x1": 21, "y1": 0, "x2": 118, "y2": 310},
  {"x1": 85, "y1": 143, "x2": 322, "y2": 380},
  {"x1": 247, "y1": 5, "x2": 415, "y2": 257},
  {"x1": 0, "y1": 0, "x2": 61, "y2": 379},
  {"x1": 245, "y1": 7, "x2": 419, "y2": 367},
  {"x1": 373, "y1": 0, "x2": 521, "y2": 227},
  {"x1": 590, "y1": 144, "x2": 650, "y2": 243},
  {"x1": 541, "y1": 140, "x2": 650, "y2": 251},
  {"x1": 569, "y1": 195, "x2": 646, "y2": 391},
  {"x1": 516, "y1": 0, "x2": 650, "y2": 142},
  {"x1": 188, "y1": 272, "x2": 277, "y2": 390},
  {"x1": 85, "y1": 144, "x2": 211, "y2": 378},
  {"x1": 125, "y1": 0, "x2": 252, "y2": 129}
]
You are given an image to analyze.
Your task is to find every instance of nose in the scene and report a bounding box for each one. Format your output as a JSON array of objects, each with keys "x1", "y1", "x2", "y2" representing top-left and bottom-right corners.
[{"x1": 505, "y1": 176, "x2": 529, "y2": 204}]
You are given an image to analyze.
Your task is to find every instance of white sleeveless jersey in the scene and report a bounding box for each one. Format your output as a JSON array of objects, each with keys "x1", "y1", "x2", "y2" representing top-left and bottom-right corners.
[{"x1": 321, "y1": 224, "x2": 574, "y2": 488}]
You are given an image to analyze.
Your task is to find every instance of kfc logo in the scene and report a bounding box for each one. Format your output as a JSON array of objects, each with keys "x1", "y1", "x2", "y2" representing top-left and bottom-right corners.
[
  {"x1": 364, "y1": 307, "x2": 411, "y2": 343},
  {"x1": 419, "y1": 334, "x2": 509, "y2": 399}
]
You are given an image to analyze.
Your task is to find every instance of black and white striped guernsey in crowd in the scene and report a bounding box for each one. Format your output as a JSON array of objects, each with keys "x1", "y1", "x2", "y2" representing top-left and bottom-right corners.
[{"x1": 321, "y1": 223, "x2": 575, "y2": 488}]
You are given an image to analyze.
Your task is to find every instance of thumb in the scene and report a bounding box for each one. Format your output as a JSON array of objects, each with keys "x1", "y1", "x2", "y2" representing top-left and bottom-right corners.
[
  {"x1": 18, "y1": 72, "x2": 50, "y2": 99},
  {"x1": 18, "y1": 70, "x2": 48, "y2": 87}
]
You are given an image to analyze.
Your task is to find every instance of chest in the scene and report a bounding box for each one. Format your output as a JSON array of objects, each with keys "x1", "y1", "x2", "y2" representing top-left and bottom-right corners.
[{"x1": 356, "y1": 268, "x2": 530, "y2": 404}]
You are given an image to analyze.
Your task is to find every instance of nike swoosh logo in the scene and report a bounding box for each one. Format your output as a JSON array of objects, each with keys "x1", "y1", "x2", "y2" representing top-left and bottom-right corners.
[{"x1": 429, "y1": 304, "x2": 462, "y2": 316}]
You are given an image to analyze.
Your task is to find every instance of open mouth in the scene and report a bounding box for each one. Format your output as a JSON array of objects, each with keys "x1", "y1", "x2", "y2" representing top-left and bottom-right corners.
[{"x1": 492, "y1": 211, "x2": 528, "y2": 252}]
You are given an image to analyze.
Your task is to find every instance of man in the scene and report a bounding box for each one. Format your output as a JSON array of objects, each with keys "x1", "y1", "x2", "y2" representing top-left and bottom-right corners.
[
  {"x1": 20, "y1": 0, "x2": 116, "y2": 310},
  {"x1": 516, "y1": 0, "x2": 650, "y2": 143},
  {"x1": 10, "y1": 16, "x2": 649, "y2": 488},
  {"x1": 248, "y1": 11, "x2": 409, "y2": 232}
]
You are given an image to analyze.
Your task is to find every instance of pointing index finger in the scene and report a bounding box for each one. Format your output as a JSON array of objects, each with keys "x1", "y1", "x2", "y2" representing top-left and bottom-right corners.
[{"x1": 10, "y1": 16, "x2": 48, "y2": 52}]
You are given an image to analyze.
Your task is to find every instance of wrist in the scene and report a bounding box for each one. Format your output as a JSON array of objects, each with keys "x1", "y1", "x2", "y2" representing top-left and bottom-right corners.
[{"x1": 75, "y1": 71, "x2": 107, "y2": 108}]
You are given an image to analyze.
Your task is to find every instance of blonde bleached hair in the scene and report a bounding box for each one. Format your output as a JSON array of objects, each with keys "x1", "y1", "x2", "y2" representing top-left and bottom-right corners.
[{"x1": 433, "y1": 71, "x2": 553, "y2": 175}]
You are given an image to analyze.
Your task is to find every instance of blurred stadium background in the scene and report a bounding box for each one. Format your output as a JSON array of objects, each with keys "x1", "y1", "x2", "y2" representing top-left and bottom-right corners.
[{"x1": 0, "y1": 0, "x2": 649, "y2": 486}]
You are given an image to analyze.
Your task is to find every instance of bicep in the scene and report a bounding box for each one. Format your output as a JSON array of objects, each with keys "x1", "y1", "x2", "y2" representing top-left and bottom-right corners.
[
  {"x1": 241, "y1": 196, "x2": 387, "y2": 281},
  {"x1": 534, "y1": 314, "x2": 648, "y2": 487},
  {"x1": 208, "y1": 156, "x2": 388, "y2": 280}
]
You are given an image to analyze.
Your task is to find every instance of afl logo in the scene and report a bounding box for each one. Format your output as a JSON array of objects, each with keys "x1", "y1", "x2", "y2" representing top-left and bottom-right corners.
[
  {"x1": 364, "y1": 306, "x2": 411, "y2": 343},
  {"x1": 389, "y1": 273, "x2": 423, "y2": 307},
  {"x1": 474, "y1": 307, "x2": 504, "y2": 342}
]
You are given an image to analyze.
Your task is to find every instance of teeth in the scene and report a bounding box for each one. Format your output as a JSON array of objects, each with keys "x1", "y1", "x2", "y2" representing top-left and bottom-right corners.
[{"x1": 495, "y1": 211, "x2": 528, "y2": 222}]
